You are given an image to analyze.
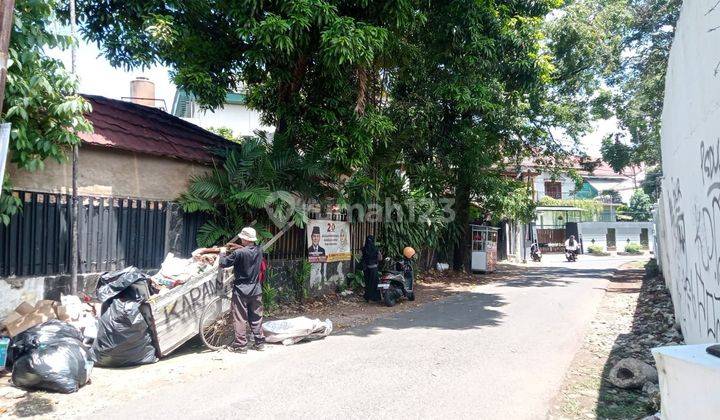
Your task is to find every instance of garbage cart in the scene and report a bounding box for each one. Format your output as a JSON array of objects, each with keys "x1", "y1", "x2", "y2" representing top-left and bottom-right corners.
[{"x1": 145, "y1": 265, "x2": 234, "y2": 357}]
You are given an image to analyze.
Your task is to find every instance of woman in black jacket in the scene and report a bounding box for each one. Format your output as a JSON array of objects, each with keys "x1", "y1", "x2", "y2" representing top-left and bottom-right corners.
[{"x1": 362, "y1": 235, "x2": 381, "y2": 302}]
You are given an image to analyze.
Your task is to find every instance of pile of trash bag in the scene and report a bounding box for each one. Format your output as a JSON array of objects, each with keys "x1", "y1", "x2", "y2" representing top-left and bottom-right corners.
[
  {"x1": 262, "y1": 317, "x2": 333, "y2": 346},
  {"x1": 10, "y1": 320, "x2": 92, "y2": 393},
  {"x1": 95, "y1": 266, "x2": 153, "y2": 304},
  {"x1": 91, "y1": 267, "x2": 158, "y2": 367}
]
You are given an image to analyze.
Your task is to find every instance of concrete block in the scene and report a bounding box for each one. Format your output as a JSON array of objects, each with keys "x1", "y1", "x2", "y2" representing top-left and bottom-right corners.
[{"x1": 653, "y1": 344, "x2": 720, "y2": 420}]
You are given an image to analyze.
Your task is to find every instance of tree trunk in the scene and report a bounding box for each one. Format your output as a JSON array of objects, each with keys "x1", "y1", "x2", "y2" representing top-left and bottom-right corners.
[{"x1": 453, "y1": 179, "x2": 470, "y2": 272}]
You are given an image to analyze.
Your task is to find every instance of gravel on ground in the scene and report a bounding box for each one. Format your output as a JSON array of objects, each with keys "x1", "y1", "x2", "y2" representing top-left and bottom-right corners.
[{"x1": 549, "y1": 260, "x2": 681, "y2": 420}]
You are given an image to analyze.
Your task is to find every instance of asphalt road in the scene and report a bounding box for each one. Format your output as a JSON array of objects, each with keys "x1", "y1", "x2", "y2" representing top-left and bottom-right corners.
[{"x1": 73, "y1": 254, "x2": 641, "y2": 420}]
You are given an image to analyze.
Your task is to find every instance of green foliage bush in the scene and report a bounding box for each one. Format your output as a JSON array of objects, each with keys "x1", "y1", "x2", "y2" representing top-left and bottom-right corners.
[
  {"x1": 625, "y1": 242, "x2": 642, "y2": 254},
  {"x1": 628, "y1": 190, "x2": 653, "y2": 222},
  {"x1": 346, "y1": 270, "x2": 365, "y2": 291},
  {"x1": 587, "y1": 244, "x2": 609, "y2": 255},
  {"x1": 645, "y1": 258, "x2": 659, "y2": 278},
  {"x1": 293, "y1": 260, "x2": 311, "y2": 304},
  {"x1": 261, "y1": 281, "x2": 279, "y2": 314},
  {"x1": 178, "y1": 138, "x2": 312, "y2": 247}
]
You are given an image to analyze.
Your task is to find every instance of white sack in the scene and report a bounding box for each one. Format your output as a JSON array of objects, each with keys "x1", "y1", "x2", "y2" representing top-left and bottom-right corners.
[{"x1": 262, "y1": 317, "x2": 333, "y2": 345}]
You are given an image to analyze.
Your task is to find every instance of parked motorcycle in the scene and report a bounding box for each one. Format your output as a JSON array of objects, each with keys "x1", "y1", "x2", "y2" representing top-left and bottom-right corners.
[
  {"x1": 565, "y1": 248, "x2": 578, "y2": 262},
  {"x1": 530, "y1": 240, "x2": 542, "y2": 262},
  {"x1": 378, "y1": 247, "x2": 416, "y2": 307}
]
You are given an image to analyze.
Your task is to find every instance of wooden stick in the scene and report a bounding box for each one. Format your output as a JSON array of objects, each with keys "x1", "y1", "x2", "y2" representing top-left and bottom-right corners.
[{"x1": 261, "y1": 220, "x2": 295, "y2": 252}]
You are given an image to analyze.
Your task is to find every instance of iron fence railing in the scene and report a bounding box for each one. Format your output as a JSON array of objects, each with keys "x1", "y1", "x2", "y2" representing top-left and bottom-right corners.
[
  {"x1": 1, "y1": 191, "x2": 380, "y2": 278},
  {"x1": 0, "y1": 191, "x2": 169, "y2": 277}
]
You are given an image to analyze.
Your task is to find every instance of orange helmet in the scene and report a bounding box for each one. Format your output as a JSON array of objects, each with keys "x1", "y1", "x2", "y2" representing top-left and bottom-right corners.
[{"x1": 403, "y1": 246, "x2": 416, "y2": 259}]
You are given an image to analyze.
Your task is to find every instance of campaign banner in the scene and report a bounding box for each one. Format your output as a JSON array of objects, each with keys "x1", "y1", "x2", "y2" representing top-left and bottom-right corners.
[{"x1": 307, "y1": 220, "x2": 351, "y2": 263}]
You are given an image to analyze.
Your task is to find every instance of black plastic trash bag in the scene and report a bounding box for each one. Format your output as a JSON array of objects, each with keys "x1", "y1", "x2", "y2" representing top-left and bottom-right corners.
[
  {"x1": 91, "y1": 266, "x2": 158, "y2": 367},
  {"x1": 11, "y1": 320, "x2": 84, "y2": 359},
  {"x1": 96, "y1": 267, "x2": 152, "y2": 303},
  {"x1": 10, "y1": 321, "x2": 91, "y2": 394},
  {"x1": 91, "y1": 299, "x2": 157, "y2": 367}
]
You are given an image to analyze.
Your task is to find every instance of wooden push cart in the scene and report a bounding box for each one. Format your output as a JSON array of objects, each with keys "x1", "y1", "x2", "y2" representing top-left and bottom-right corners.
[
  {"x1": 143, "y1": 222, "x2": 294, "y2": 356},
  {"x1": 144, "y1": 265, "x2": 234, "y2": 356}
]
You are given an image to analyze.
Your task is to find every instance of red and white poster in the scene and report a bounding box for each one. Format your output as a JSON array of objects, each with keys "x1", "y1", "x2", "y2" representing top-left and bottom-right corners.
[{"x1": 307, "y1": 220, "x2": 351, "y2": 263}]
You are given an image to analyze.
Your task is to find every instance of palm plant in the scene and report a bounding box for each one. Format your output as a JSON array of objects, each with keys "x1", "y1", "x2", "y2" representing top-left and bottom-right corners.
[{"x1": 179, "y1": 138, "x2": 323, "y2": 247}]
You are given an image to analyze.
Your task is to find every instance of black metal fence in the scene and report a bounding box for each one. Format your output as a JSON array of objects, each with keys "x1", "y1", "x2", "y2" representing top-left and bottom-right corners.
[
  {"x1": 176, "y1": 210, "x2": 207, "y2": 257},
  {"x1": 76, "y1": 197, "x2": 167, "y2": 273},
  {"x1": 1, "y1": 191, "x2": 168, "y2": 277},
  {"x1": 1, "y1": 192, "x2": 72, "y2": 277},
  {"x1": 1, "y1": 191, "x2": 379, "y2": 278}
]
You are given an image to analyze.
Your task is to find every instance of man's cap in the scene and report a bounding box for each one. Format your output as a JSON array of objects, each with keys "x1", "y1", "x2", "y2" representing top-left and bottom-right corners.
[
  {"x1": 238, "y1": 227, "x2": 258, "y2": 242},
  {"x1": 312, "y1": 226, "x2": 321, "y2": 235}
]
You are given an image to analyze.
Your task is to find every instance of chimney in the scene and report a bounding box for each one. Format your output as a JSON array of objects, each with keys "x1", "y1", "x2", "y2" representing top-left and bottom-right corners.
[{"x1": 130, "y1": 76, "x2": 156, "y2": 107}]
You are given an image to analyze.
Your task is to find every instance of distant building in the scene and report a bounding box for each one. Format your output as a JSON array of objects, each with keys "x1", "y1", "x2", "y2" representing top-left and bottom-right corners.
[
  {"x1": 171, "y1": 90, "x2": 274, "y2": 137},
  {"x1": 501, "y1": 158, "x2": 648, "y2": 256},
  {"x1": 524, "y1": 161, "x2": 644, "y2": 204}
]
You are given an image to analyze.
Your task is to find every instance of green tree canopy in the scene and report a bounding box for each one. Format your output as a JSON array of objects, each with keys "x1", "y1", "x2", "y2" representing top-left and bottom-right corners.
[
  {"x1": 388, "y1": 0, "x2": 588, "y2": 268},
  {"x1": 549, "y1": 0, "x2": 681, "y2": 170},
  {"x1": 628, "y1": 189, "x2": 653, "y2": 221},
  {"x1": 1, "y1": 0, "x2": 92, "y2": 224},
  {"x1": 71, "y1": 0, "x2": 421, "y2": 177}
]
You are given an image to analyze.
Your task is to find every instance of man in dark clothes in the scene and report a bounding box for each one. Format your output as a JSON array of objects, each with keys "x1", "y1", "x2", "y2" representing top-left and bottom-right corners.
[{"x1": 218, "y1": 227, "x2": 264, "y2": 353}]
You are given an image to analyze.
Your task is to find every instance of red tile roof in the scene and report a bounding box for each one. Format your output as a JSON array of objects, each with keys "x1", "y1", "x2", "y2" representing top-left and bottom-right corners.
[
  {"x1": 514, "y1": 156, "x2": 643, "y2": 179},
  {"x1": 79, "y1": 94, "x2": 232, "y2": 164}
]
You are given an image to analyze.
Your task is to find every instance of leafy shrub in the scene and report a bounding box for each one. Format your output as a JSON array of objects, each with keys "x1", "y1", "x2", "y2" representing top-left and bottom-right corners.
[
  {"x1": 262, "y1": 281, "x2": 279, "y2": 313},
  {"x1": 587, "y1": 244, "x2": 609, "y2": 255},
  {"x1": 347, "y1": 270, "x2": 365, "y2": 290},
  {"x1": 293, "y1": 260, "x2": 311, "y2": 303},
  {"x1": 625, "y1": 242, "x2": 643, "y2": 254},
  {"x1": 178, "y1": 139, "x2": 312, "y2": 247},
  {"x1": 645, "y1": 258, "x2": 659, "y2": 278}
]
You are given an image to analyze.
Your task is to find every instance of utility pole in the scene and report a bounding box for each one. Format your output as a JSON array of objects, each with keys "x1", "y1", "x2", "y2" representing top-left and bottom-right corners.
[
  {"x1": 0, "y1": 0, "x2": 14, "y2": 114},
  {"x1": 0, "y1": 0, "x2": 15, "y2": 195},
  {"x1": 69, "y1": 0, "x2": 79, "y2": 294}
]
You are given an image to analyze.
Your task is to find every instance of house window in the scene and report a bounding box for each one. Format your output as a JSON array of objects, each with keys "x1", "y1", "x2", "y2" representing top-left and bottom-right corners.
[{"x1": 544, "y1": 181, "x2": 562, "y2": 199}]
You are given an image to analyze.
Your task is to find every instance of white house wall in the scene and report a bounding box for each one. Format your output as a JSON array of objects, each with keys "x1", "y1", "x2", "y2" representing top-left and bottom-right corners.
[
  {"x1": 577, "y1": 222, "x2": 654, "y2": 252},
  {"x1": 613, "y1": 177, "x2": 642, "y2": 203},
  {"x1": 185, "y1": 103, "x2": 273, "y2": 137},
  {"x1": 657, "y1": 0, "x2": 720, "y2": 344},
  {"x1": 533, "y1": 172, "x2": 577, "y2": 200}
]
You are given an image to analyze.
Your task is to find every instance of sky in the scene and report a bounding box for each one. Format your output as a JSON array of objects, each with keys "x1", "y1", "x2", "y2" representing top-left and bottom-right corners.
[
  {"x1": 52, "y1": 41, "x2": 177, "y2": 110},
  {"x1": 56, "y1": 41, "x2": 613, "y2": 158}
]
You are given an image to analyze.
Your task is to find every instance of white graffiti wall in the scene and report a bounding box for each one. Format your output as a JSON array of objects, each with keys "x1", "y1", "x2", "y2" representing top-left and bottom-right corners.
[{"x1": 658, "y1": 0, "x2": 720, "y2": 344}]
